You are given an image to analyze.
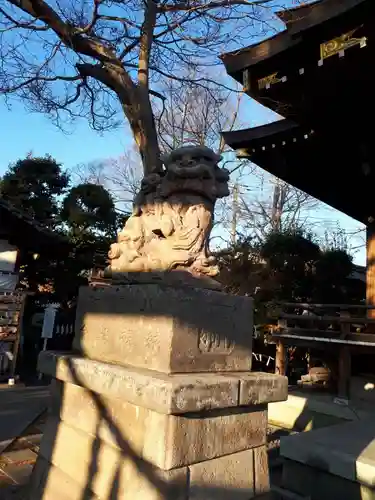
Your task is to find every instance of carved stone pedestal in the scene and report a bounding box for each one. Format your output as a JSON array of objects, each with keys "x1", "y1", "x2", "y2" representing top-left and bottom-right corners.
[{"x1": 28, "y1": 284, "x2": 287, "y2": 499}]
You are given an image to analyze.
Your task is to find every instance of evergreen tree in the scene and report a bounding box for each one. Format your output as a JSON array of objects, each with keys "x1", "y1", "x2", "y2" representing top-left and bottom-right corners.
[{"x1": 1, "y1": 155, "x2": 69, "y2": 227}]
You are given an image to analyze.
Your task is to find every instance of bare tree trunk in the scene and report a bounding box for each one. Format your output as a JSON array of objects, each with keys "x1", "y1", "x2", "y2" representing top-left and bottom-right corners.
[
  {"x1": 121, "y1": 95, "x2": 162, "y2": 176},
  {"x1": 271, "y1": 180, "x2": 281, "y2": 232},
  {"x1": 77, "y1": 63, "x2": 162, "y2": 176},
  {"x1": 231, "y1": 183, "x2": 239, "y2": 245},
  {"x1": 133, "y1": 0, "x2": 162, "y2": 176}
]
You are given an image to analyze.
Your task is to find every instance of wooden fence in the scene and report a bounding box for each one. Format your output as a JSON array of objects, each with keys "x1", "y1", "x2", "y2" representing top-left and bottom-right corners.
[
  {"x1": 17, "y1": 296, "x2": 77, "y2": 381},
  {"x1": 270, "y1": 302, "x2": 375, "y2": 399},
  {"x1": 47, "y1": 307, "x2": 76, "y2": 351}
]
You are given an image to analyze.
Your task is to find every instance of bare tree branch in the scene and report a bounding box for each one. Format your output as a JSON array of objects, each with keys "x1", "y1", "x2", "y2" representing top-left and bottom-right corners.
[{"x1": 1, "y1": 0, "x2": 289, "y2": 174}]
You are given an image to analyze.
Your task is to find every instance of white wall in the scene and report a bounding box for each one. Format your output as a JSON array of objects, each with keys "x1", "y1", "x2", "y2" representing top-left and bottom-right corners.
[{"x1": 0, "y1": 239, "x2": 18, "y2": 291}]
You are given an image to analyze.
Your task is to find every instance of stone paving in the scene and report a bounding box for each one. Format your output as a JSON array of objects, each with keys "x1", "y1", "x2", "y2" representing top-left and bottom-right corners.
[
  {"x1": 0, "y1": 413, "x2": 46, "y2": 495},
  {"x1": 0, "y1": 388, "x2": 48, "y2": 498}
]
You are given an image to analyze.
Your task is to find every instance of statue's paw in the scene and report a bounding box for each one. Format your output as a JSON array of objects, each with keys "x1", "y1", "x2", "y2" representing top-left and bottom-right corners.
[{"x1": 108, "y1": 243, "x2": 122, "y2": 259}]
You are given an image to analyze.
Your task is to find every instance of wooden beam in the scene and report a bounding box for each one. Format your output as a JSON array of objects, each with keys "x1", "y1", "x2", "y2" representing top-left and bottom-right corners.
[
  {"x1": 275, "y1": 341, "x2": 286, "y2": 376},
  {"x1": 337, "y1": 346, "x2": 351, "y2": 399},
  {"x1": 367, "y1": 223, "x2": 375, "y2": 319},
  {"x1": 279, "y1": 313, "x2": 375, "y2": 324}
]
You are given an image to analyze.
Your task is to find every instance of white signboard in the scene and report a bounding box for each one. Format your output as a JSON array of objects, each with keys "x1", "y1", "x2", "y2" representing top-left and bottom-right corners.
[{"x1": 41, "y1": 304, "x2": 59, "y2": 339}]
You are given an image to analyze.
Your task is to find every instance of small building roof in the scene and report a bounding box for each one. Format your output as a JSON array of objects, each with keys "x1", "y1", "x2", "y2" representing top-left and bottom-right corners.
[{"x1": 0, "y1": 198, "x2": 71, "y2": 255}]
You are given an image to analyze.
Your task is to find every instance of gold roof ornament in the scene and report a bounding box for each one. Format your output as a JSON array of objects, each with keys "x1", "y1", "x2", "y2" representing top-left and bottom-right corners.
[
  {"x1": 320, "y1": 27, "x2": 367, "y2": 60},
  {"x1": 258, "y1": 72, "x2": 282, "y2": 90}
]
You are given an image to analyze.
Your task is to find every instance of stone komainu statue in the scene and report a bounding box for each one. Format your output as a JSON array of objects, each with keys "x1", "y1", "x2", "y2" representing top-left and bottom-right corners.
[{"x1": 106, "y1": 146, "x2": 230, "y2": 279}]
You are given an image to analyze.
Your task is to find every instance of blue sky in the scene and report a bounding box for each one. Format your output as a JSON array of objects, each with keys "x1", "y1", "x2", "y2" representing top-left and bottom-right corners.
[
  {"x1": 0, "y1": 99, "x2": 130, "y2": 168},
  {"x1": 0, "y1": 94, "x2": 366, "y2": 265},
  {"x1": 0, "y1": 0, "x2": 366, "y2": 265}
]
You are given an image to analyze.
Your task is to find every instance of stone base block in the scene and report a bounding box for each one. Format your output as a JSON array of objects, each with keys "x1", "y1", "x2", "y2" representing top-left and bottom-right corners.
[
  {"x1": 27, "y1": 456, "x2": 99, "y2": 500},
  {"x1": 189, "y1": 446, "x2": 269, "y2": 499},
  {"x1": 32, "y1": 352, "x2": 286, "y2": 499},
  {"x1": 254, "y1": 446, "x2": 270, "y2": 495},
  {"x1": 50, "y1": 379, "x2": 267, "y2": 470},
  {"x1": 38, "y1": 351, "x2": 287, "y2": 414},
  {"x1": 31, "y1": 420, "x2": 269, "y2": 500},
  {"x1": 189, "y1": 449, "x2": 255, "y2": 499},
  {"x1": 72, "y1": 284, "x2": 253, "y2": 373},
  {"x1": 38, "y1": 418, "x2": 188, "y2": 500}
]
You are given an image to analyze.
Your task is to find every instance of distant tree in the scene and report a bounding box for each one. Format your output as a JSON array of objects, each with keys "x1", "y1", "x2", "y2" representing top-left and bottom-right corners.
[
  {"x1": 259, "y1": 230, "x2": 320, "y2": 303},
  {"x1": 61, "y1": 183, "x2": 118, "y2": 236},
  {"x1": 216, "y1": 237, "x2": 263, "y2": 297},
  {"x1": 1, "y1": 155, "x2": 125, "y2": 298},
  {"x1": 218, "y1": 230, "x2": 361, "y2": 306},
  {"x1": 235, "y1": 176, "x2": 319, "y2": 244},
  {"x1": 157, "y1": 76, "x2": 243, "y2": 157},
  {"x1": 60, "y1": 183, "x2": 123, "y2": 277},
  {"x1": 0, "y1": 155, "x2": 69, "y2": 227},
  {"x1": 313, "y1": 249, "x2": 357, "y2": 304}
]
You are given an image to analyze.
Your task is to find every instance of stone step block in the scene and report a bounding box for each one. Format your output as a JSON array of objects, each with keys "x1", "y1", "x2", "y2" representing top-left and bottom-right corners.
[
  {"x1": 39, "y1": 419, "x2": 188, "y2": 500},
  {"x1": 36, "y1": 421, "x2": 269, "y2": 500},
  {"x1": 50, "y1": 379, "x2": 267, "y2": 470},
  {"x1": 27, "y1": 456, "x2": 99, "y2": 500},
  {"x1": 39, "y1": 352, "x2": 287, "y2": 414},
  {"x1": 73, "y1": 284, "x2": 253, "y2": 374}
]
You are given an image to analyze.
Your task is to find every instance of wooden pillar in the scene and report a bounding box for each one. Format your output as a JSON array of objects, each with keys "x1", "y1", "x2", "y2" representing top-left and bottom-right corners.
[
  {"x1": 275, "y1": 319, "x2": 287, "y2": 376},
  {"x1": 339, "y1": 310, "x2": 350, "y2": 339},
  {"x1": 367, "y1": 223, "x2": 375, "y2": 319},
  {"x1": 275, "y1": 341, "x2": 286, "y2": 376},
  {"x1": 337, "y1": 346, "x2": 351, "y2": 400}
]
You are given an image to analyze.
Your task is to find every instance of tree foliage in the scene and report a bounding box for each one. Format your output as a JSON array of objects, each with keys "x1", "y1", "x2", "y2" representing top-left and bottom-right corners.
[
  {"x1": 0, "y1": 155, "x2": 69, "y2": 226},
  {"x1": 61, "y1": 183, "x2": 117, "y2": 235},
  {"x1": 218, "y1": 230, "x2": 363, "y2": 310},
  {"x1": 258, "y1": 231, "x2": 320, "y2": 303},
  {"x1": 1, "y1": 154, "x2": 123, "y2": 299}
]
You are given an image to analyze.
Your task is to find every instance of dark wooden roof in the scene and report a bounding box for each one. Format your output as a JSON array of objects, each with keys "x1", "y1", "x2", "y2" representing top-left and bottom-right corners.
[
  {"x1": 221, "y1": 0, "x2": 375, "y2": 124},
  {"x1": 222, "y1": 0, "x2": 375, "y2": 223},
  {"x1": 223, "y1": 119, "x2": 374, "y2": 224},
  {"x1": 275, "y1": 1, "x2": 323, "y2": 25},
  {"x1": 0, "y1": 198, "x2": 71, "y2": 254},
  {"x1": 222, "y1": 0, "x2": 369, "y2": 71}
]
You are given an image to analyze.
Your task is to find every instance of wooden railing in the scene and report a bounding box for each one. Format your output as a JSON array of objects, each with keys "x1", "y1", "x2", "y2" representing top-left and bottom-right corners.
[
  {"x1": 269, "y1": 302, "x2": 375, "y2": 399},
  {"x1": 271, "y1": 302, "x2": 375, "y2": 341}
]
